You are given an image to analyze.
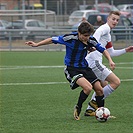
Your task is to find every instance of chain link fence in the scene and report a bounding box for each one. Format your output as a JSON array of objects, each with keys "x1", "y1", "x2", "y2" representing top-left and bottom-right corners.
[
  {"x1": 0, "y1": 0, "x2": 133, "y2": 51},
  {"x1": 0, "y1": 27, "x2": 132, "y2": 51}
]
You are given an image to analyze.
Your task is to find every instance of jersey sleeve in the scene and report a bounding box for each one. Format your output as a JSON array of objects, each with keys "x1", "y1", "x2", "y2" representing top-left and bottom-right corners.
[
  {"x1": 52, "y1": 35, "x2": 65, "y2": 45},
  {"x1": 107, "y1": 47, "x2": 126, "y2": 57},
  {"x1": 95, "y1": 43, "x2": 105, "y2": 53},
  {"x1": 52, "y1": 33, "x2": 78, "y2": 46}
]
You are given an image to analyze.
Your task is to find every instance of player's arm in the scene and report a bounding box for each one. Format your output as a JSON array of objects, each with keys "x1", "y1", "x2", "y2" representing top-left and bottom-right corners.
[
  {"x1": 102, "y1": 50, "x2": 115, "y2": 70},
  {"x1": 106, "y1": 42, "x2": 133, "y2": 56},
  {"x1": 25, "y1": 38, "x2": 52, "y2": 47}
]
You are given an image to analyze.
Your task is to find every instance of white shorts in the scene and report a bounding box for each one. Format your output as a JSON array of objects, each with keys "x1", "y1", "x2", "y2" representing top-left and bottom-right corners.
[{"x1": 89, "y1": 60, "x2": 112, "y2": 81}]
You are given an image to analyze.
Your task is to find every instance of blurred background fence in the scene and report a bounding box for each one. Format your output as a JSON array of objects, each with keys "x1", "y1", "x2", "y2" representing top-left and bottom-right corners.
[
  {"x1": 0, "y1": 28, "x2": 132, "y2": 51},
  {"x1": 0, "y1": 0, "x2": 133, "y2": 51}
]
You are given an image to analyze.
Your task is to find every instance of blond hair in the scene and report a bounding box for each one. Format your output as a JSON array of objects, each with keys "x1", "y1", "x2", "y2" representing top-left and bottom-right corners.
[{"x1": 108, "y1": 11, "x2": 121, "y2": 17}]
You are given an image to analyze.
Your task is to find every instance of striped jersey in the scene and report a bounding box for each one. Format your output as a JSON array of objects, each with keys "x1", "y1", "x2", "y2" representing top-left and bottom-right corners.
[{"x1": 52, "y1": 32, "x2": 105, "y2": 68}]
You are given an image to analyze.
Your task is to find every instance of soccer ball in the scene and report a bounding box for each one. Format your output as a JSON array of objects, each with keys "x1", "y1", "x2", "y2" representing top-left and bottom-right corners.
[{"x1": 95, "y1": 107, "x2": 110, "y2": 122}]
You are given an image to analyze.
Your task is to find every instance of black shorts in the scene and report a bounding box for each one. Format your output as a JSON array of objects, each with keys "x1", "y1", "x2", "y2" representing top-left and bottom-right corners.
[{"x1": 64, "y1": 66, "x2": 99, "y2": 90}]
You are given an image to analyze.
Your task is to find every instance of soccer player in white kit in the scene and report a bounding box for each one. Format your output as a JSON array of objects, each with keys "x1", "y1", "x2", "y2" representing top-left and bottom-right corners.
[{"x1": 84, "y1": 11, "x2": 133, "y2": 116}]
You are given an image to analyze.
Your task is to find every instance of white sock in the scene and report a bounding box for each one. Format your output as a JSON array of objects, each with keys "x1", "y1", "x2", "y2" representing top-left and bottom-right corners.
[
  {"x1": 102, "y1": 84, "x2": 114, "y2": 99},
  {"x1": 87, "y1": 84, "x2": 114, "y2": 110}
]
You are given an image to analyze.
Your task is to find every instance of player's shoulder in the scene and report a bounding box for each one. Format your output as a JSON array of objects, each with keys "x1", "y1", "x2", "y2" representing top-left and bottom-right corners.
[
  {"x1": 95, "y1": 23, "x2": 110, "y2": 35},
  {"x1": 63, "y1": 32, "x2": 78, "y2": 41},
  {"x1": 101, "y1": 23, "x2": 110, "y2": 31},
  {"x1": 97, "y1": 23, "x2": 109, "y2": 30}
]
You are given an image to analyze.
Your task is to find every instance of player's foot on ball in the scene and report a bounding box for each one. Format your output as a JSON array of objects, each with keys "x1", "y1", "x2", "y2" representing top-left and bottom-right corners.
[
  {"x1": 89, "y1": 100, "x2": 98, "y2": 110},
  {"x1": 84, "y1": 109, "x2": 96, "y2": 116},
  {"x1": 74, "y1": 105, "x2": 81, "y2": 120}
]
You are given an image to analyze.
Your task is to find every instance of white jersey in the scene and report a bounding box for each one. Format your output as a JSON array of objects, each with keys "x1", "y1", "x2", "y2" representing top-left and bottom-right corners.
[
  {"x1": 86, "y1": 23, "x2": 112, "y2": 81},
  {"x1": 86, "y1": 23, "x2": 126, "y2": 81},
  {"x1": 86, "y1": 23, "x2": 111, "y2": 67}
]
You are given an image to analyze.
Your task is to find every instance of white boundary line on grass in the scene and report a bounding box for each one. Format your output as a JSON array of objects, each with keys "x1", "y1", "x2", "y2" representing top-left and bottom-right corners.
[
  {"x1": 0, "y1": 79, "x2": 132, "y2": 86},
  {"x1": 0, "y1": 66, "x2": 132, "y2": 70},
  {"x1": 0, "y1": 65, "x2": 64, "y2": 70},
  {"x1": 0, "y1": 62, "x2": 132, "y2": 86},
  {"x1": 0, "y1": 82, "x2": 68, "y2": 86},
  {"x1": 0, "y1": 62, "x2": 133, "y2": 70}
]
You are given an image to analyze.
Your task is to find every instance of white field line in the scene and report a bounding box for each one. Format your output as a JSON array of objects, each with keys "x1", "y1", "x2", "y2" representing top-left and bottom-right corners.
[
  {"x1": 0, "y1": 65, "x2": 64, "y2": 70},
  {"x1": 0, "y1": 79, "x2": 132, "y2": 86},
  {"x1": 0, "y1": 62, "x2": 132, "y2": 86},
  {"x1": 0, "y1": 65, "x2": 133, "y2": 70},
  {"x1": 0, "y1": 62, "x2": 132, "y2": 69},
  {"x1": 0, "y1": 82, "x2": 68, "y2": 86}
]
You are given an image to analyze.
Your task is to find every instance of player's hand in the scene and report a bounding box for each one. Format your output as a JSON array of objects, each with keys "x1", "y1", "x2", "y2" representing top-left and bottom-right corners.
[
  {"x1": 87, "y1": 47, "x2": 96, "y2": 52},
  {"x1": 109, "y1": 61, "x2": 115, "y2": 71},
  {"x1": 25, "y1": 41, "x2": 37, "y2": 47},
  {"x1": 125, "y1": 46, "x2": 133, "y2": 52}
]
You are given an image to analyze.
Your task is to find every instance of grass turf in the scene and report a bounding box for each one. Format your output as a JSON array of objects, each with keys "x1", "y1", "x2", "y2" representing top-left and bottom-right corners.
[{"x1": 0, "y1": 51, "x2": 133, "y2": 133}]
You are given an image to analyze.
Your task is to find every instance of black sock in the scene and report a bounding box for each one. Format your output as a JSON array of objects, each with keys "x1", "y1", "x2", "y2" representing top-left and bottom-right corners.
[
  {"x1": 95, "y1": 95, "x2": 104, "y2": 107},
  {"x1": 77, "y1": 90, "x2": 88, "y2": 109}
]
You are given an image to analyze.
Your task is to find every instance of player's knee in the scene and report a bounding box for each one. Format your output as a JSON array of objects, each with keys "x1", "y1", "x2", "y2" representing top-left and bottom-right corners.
[
  {"x1": 111, "y1": 78, "x2": 121, "y2": 89},
  {"x1": 83, "y1": 84, "x2": 93, "y2": 95},
  {"x1": 114, "y1": 78, "x2": 121, "y2": 87},
  {"x1": 116, "y1": 78, "x2": 121, "y2": 87}
]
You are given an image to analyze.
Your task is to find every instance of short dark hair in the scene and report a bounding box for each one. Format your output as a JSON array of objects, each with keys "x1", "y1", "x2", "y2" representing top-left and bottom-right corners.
[{"x1": 78, "y1": 21, "x2": 94, "y2": 35}]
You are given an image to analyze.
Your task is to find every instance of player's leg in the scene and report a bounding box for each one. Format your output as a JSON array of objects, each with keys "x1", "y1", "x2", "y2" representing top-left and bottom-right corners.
[
  {"x1": 85, "y1": 61, "x2": 120, "y2": 116},
  {"x1": 84, "y1": 66, "x2": 104, "y2": 110},
  {"x1": 90, "y1": 72, "x2": 120, "y2": 102},
  {"x1": 100, "y1": 80, "x2": 108, "y2": 87},
  {"x1": 64, "y1": 67, "x2": 93, "y2": 120},
  {"x1": 85, "y1": 72, "x2": 121, "y2": 116},
  {"x1": 73, "y1": 67, "x2": 105, "y2": 120},
  {"x1": 74, "y1": 77, "x2": 92, "y2": 120},
  {"x1": 92, "y1": 81, "x2": 104, "y2": 108},
  {"x1": 83, "y1": 80, "x2": 105, "y2": 117},
  {"x1": 105, "y1": 72, "x2": 121, "y2": 90}
]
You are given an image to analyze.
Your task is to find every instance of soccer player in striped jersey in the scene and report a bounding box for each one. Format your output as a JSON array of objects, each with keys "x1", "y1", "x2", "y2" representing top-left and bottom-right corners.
[{"x1": 25, "y1": 21, "x2": 115, "y2": 120}]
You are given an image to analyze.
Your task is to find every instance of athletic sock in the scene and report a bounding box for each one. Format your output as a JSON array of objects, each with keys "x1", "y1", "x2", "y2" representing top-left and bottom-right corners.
[
  {"x1": 91, "y1": 84, "x2": 114, "y2": 101},
  {"x1": 95, "y1": 95, "x2": 104, "y2": 107},
  {"x1": 103, "y1": 84, "x2": 114, "y2": 99},
  {"x1": 86, "y1": 84, "x2": 114, "y2": 110},
  {"x1": 77, "y1": 90, "x2": 88, "y2": 109}
]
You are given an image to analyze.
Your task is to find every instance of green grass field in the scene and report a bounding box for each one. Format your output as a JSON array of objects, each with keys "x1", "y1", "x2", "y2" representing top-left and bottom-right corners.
[{"x1": 0, "y1": 51, "x2": 133, "y2": 133}]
